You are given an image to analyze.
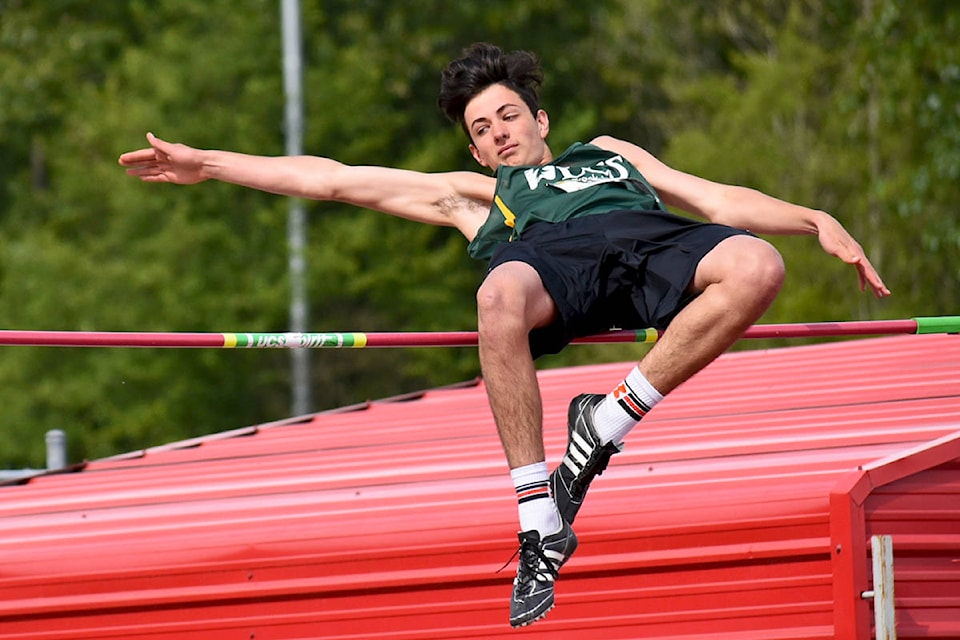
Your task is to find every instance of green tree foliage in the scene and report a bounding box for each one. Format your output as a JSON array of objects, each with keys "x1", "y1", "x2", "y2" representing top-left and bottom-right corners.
[
  {"x1": 0, "y1": 0, "x2": 294, "y2": 465},
  {"x1": 0, "y1": 0, "x2": 955, "y2": 467},
  {"x1": 839, "y1": 1, "x2": 960, "y2": 315}
]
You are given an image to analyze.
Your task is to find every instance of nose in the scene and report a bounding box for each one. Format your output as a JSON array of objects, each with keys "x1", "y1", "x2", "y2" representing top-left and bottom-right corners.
[{"x1": 491, "y1": 121, "x2": 510, "y2": 143}]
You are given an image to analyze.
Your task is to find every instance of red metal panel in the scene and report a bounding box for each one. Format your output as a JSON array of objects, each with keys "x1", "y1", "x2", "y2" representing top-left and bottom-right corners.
[
  {"x1": 831, "y1": 469, "x2": 879, "y2": 640},
  {"x1": 865, "y1": 458, "x2": 960, "y2": 639},
  {"x1": 0, "y1": 334, "x2": 957, "y2": 639}
]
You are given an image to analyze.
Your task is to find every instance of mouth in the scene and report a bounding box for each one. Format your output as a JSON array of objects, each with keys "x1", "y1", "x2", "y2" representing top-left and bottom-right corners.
[{"x1": 498, "y1": 143, "x2": 518, "y2": 158}]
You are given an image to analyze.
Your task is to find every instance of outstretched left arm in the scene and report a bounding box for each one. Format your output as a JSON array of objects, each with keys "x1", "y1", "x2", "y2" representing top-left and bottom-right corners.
[{"x1": 592, "y1": 135, "x2": 891, "y2": 298}]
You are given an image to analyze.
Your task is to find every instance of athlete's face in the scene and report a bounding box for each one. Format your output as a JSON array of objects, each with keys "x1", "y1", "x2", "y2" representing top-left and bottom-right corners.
[{"x1": 463, "y1": 83, "x2": 552, "y2": 171}]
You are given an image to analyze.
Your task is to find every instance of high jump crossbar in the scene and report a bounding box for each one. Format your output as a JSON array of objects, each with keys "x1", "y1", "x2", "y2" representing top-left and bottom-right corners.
[{"x1": 0, "y1": 317, "x2": 955, "y2": 349}]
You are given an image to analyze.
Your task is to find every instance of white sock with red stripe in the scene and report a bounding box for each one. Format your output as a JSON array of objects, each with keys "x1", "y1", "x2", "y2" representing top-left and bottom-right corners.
[
  {"x1": 511, "y1": 461, "x2": 561, "y2": 536},
  {"x1": 593, "y1": 366, "x2": 663, "y2": 445}
]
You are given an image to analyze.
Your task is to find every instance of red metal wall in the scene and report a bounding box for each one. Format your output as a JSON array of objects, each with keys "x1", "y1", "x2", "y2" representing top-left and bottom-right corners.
[
  {"x1": 830, "y1": 433, "x2": 960, "y2": 640},
  {"x1": 866, "y1": 457, "x2": 960, "y2": 637}
]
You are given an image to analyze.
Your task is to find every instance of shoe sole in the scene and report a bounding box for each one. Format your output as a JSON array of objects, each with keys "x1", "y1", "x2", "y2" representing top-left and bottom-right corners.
[{"x1": 511, "y1": 601, "x2": 553, "y2": 628}]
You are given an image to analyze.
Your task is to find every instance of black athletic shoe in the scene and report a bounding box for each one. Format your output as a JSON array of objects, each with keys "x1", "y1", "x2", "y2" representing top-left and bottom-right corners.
[
  {"x1": 550, "y1": 394, "x2": 623, "y2": 524},
  {"x1": 509, "y1": 519, "x2": 578, "y2": 628}
]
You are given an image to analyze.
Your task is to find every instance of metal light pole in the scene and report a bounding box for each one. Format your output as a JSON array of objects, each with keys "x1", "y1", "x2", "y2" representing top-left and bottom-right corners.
[{"x1": 281, "y1": 0, "x2": 311, "y2": 415}]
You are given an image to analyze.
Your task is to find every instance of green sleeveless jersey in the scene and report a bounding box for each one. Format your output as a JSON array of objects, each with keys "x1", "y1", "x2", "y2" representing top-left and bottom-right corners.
[{"x1": 466, "y1": 142, "x2": 665, "y2": 260}]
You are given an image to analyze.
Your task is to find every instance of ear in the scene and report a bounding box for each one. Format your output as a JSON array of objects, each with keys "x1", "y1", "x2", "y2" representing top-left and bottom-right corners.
[
  {"x1": 536, "y1": 109, "x2": 550, "y2": 140},
  {"x1": 468, "y1": 143, "x2": 489, "y2": 168}
]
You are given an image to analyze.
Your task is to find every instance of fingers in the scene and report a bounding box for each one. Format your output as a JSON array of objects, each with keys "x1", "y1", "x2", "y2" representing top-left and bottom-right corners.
[
  {"x1": 123, "y1": 164, "x2": 170, "y2": 183},
  {"x1": 118, "y1": 140, "x2": 166, "y2": 180},
  {"x1": 871, "y1": 279, "x2": 892, "y2": 298},
  {"x1": 864, "y1": 267, "x2": 891, "y2": 298},
  {"x1": 118, "y1": 148, "x2": 158, "y2": 167},
  {"x1": 146, "y1": 131, "x2": 166, "y2": 150},
  {"x1": 856, "y1": 261, "x2": 891, "y2": 298},
  {"x1": 841, "y1": 248, "x2": 891, "y2": 298},
  {"x1": 118, "y1": 133, "x2": 169, "y2": 167}
]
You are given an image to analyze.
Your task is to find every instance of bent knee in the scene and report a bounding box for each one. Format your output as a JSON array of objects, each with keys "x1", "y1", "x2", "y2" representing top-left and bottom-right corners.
[
  {"x1": 742, "y1": 240, "x2": 786, "y2": 292},
  {"x1": 476, "y1": 279, "x2": 523, "y2": 320},
  {"x1": 695, "y1": 235, "x2": 785, "y2": 295},
  {"x1": 476, "y1": 262, "x2": 557, "y2": 332}
]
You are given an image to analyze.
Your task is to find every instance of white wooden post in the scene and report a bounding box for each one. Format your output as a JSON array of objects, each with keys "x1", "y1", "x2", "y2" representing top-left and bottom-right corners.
[{"x1": 861, "y1": 534, "x2": 896, "y2": 640}]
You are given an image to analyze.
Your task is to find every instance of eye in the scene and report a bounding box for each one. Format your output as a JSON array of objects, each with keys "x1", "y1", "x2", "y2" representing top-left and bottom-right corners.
[{"x1": 475, "y1": 124, "x2": 489, "y2": 136}]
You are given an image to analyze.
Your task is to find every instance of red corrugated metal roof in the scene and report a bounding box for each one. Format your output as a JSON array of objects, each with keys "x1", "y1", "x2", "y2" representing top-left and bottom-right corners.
[{"x1": 0, "y1": 334, "x2": 958, "y2": 639}]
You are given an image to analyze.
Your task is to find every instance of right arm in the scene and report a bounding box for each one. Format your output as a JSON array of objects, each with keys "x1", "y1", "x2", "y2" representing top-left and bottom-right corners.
[
  {"x1": 119, "y1": 133, "x2": 494, "y2": 239},
  {"x1": 591, "y1": 134, "x2": 890, "y2": 298}
]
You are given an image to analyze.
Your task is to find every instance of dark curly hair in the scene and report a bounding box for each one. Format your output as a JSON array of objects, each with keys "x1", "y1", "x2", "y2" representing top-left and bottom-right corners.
[{"x1": 438, "y1": 43, "x2": 543, "y2": 138}]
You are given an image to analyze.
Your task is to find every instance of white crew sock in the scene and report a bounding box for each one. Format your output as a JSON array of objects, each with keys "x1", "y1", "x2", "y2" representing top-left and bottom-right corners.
[
  {"x1": 592, "y1": 365, "x2": 664, "y2": 445},
  {"x1": 511, "y1": 461, "x2": 561, "y2": 536}
]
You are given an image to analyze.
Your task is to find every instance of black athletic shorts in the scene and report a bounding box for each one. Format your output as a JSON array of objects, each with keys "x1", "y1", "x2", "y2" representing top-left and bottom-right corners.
[{"x1": 485, "y1": 209, "x2": 754, "y2": 359}]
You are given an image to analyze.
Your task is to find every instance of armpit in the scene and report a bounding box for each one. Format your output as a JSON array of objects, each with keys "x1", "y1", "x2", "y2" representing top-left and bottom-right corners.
[{"x1": 433, "y1": 194, "x2": 490, "y2": 239}]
